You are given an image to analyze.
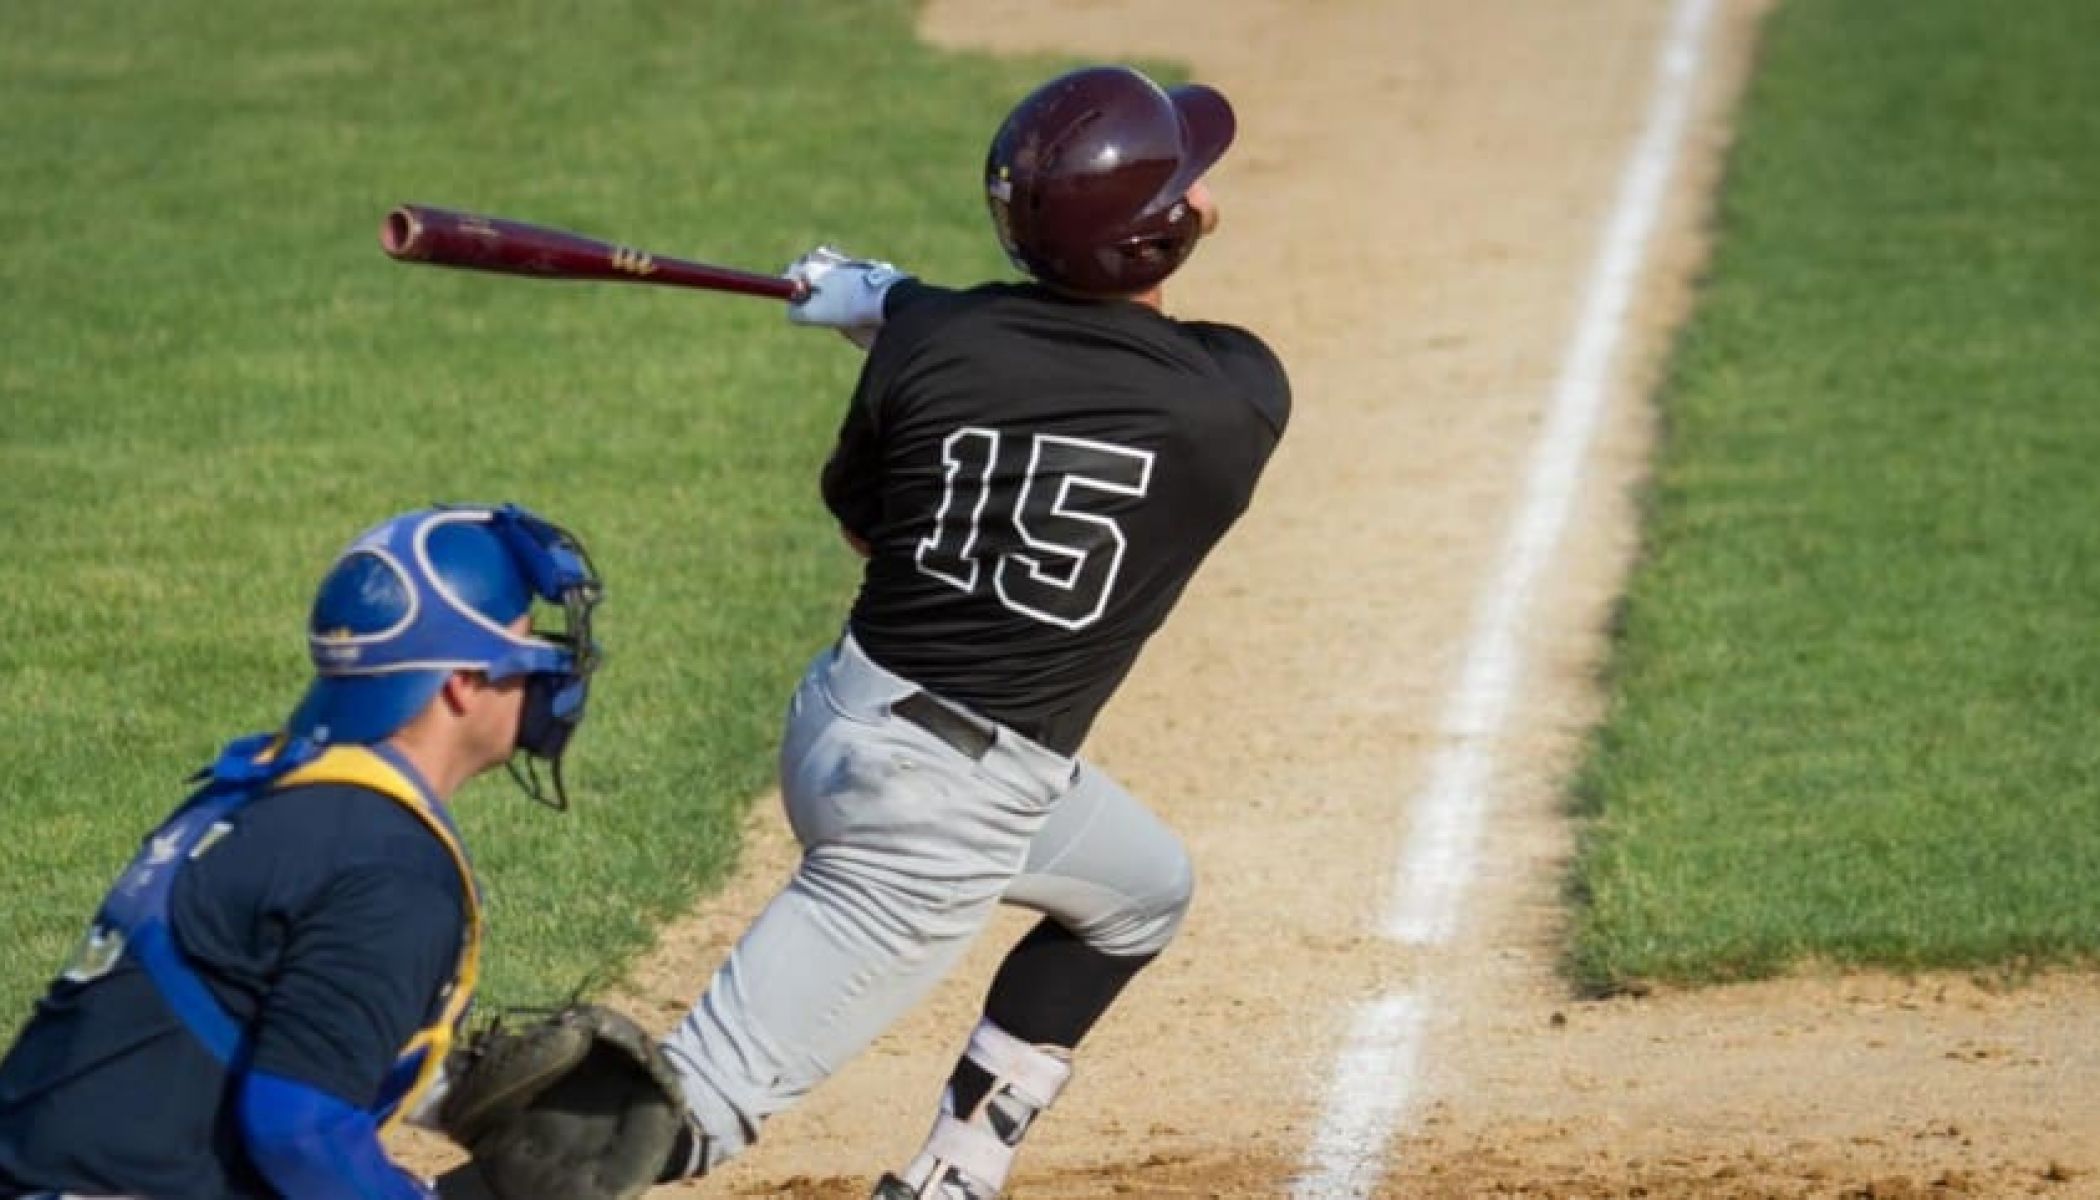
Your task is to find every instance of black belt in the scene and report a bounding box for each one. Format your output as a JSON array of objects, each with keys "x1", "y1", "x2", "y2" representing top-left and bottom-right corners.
[{"x1": 892, "y1": 691, "x2": 995, "y2": 761}]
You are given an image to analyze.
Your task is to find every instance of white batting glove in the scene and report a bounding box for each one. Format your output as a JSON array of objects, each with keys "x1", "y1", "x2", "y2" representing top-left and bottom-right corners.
[{"x1": 785, "y1": 245, "x2": 908, "y2": 350}]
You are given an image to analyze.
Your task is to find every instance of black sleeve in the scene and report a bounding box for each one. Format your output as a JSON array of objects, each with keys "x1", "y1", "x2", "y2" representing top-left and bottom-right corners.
[
  {"x1": 880, "y1": 277, "x2": 943, "y2": 320},
  {"x1": 820, "y1": 281, "x2": 961, "y2": 535},
  {"x1": 821, "y1": 378, "x2": 884, "y2": 537},
  {"x1": 246, "y1": 865, "x2": 463, "y2": 1106},
  {"x1": 1187, "y1": 321, "x2": 1292, "y2": 438}
]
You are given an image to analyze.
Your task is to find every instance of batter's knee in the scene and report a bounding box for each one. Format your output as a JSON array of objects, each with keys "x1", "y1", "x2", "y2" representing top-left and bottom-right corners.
[{"x1": 1087, "y1": 838, "x2": 1194, "y2": 958}]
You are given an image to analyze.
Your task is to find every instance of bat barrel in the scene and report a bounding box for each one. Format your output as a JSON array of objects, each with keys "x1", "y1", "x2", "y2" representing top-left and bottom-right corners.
[{"x1": 380, "y1": 204, "x2": 538, "y2": 272}]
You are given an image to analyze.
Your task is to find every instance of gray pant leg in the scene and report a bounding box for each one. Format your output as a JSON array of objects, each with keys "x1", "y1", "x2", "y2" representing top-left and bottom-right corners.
[
  {"x1": 1004, "y1": 761, "x2": 1194, "y2": 957},
  {"x1": 660, "y1": 641, "x2": 1067, "y2": 1169}
]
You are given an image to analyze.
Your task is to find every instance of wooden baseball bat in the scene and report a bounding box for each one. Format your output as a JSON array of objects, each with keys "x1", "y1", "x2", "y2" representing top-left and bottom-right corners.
[{"x1": 380, "y1": 204, "x2": 806, "y2": 302}]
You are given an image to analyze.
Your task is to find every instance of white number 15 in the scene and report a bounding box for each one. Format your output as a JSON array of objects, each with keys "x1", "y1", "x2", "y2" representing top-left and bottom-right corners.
[{"x1": 915, "y1": 427, "x2": 1154, "y2": 630}]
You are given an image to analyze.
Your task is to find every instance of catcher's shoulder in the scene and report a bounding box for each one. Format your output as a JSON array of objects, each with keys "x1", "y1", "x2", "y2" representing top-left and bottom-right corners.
[{"x1": 202, "y1": 780, "x2": 465, "y2": 894}]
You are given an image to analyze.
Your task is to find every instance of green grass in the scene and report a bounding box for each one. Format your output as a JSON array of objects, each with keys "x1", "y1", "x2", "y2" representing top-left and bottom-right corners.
[
  {"x1": 0, "y1": 1, "x2": 1086, "y2": 1016},
  {"x1": 1569, "y1": 0, "x2": 2100, "y2": 991}
]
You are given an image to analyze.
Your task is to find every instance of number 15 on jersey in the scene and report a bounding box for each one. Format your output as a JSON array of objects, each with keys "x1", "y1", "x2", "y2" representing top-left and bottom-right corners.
[{"x1": 916, "y1": 426, "x2": 1155, "y2": 631}]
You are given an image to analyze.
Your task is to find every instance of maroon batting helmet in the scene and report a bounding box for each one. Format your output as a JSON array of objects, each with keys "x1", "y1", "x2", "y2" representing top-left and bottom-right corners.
[{"x1": 985, "y1": 65, "x2": 1236, "y2": 296}]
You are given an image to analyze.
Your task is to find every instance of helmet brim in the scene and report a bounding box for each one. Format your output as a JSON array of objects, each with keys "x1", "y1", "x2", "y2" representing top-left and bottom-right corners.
[
  {"x1": 284, "y1": 670, "x2": 447, "y2": 746},
  {"x1": 1169, "y1": 83, "x2": 1236, "y2": 191}
]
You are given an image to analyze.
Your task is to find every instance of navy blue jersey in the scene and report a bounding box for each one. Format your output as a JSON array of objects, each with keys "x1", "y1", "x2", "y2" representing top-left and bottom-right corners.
[
  {"x1": 0, "y1": 781, "x2": 465, "y2": 1199},
  {"x1": 824, "y1": 280, "x2": 1290, "y2": 755}
]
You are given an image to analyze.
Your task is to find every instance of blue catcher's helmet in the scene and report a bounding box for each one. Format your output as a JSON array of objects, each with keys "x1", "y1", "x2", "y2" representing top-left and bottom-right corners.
[{"x1": 284, "y1": 504, "x2": 603, "y2": 807}]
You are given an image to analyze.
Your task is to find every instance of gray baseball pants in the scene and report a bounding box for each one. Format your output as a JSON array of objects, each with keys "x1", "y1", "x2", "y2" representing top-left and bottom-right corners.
[{"x1": 660, "y1": 632, "x2": 1193, "y2": 1168}]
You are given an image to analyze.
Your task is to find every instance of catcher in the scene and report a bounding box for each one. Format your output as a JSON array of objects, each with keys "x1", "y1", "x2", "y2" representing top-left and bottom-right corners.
[{"x1": 0, "y1": 504, "x2": 684, "y2": 1200}]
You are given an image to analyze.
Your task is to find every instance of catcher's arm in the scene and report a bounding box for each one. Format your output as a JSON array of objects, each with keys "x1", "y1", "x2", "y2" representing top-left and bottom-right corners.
[
  {"x1": 232, "y1": 859, "x2": 472, "y2": 1200},
  {"x1": 240, "y1": 1070, "x2": 436, "y2": 1200}
]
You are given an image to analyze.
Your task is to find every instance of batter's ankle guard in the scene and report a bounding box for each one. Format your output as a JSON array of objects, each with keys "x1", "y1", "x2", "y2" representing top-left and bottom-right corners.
[{"x1": 899, "y1": 1020, "x2": 1073, "y2": 1198}]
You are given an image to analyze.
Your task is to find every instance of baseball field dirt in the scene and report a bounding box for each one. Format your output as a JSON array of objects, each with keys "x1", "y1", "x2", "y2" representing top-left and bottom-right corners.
[{"x1": 427, "y1": 1, "x2": 2100, "y2": 1196}]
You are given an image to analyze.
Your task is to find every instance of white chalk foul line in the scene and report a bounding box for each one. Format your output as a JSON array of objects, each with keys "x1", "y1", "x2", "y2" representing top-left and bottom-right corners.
[
  {"x1": 1294, "y1": 0, "x2": 1720, "y2": 1194},
  {"x1": 1292, "y1": 995, "x2": 1426, "y2": 1198}
]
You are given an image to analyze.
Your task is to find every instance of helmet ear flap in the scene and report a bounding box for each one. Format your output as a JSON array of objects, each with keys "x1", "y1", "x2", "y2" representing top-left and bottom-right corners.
[{"x1": 1105, "y1": 198, "x2": 1205, "y2": 281}]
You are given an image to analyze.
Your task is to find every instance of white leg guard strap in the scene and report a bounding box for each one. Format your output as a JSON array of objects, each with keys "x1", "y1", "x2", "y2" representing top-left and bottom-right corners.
[
  {"x1": 914, "y1": 1112, "x2": 1022, "y2": 1194},
  {"x1": 962, "y1": 1019, "x2": 1072, "y2": 1111},
  {"x1": 901, "y1": 1020, "x2": 1074, "y2": 1196}
]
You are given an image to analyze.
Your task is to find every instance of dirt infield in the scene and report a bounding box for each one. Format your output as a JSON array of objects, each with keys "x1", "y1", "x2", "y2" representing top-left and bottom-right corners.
[{"x1": 524, "y1": 2, "x2": 2100, "y2": 1196}]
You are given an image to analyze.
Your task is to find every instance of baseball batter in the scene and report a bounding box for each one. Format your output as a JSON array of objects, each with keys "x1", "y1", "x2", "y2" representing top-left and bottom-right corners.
[{"x1": 656, "y1": 66, "x2": 1289, "y2": 1199}]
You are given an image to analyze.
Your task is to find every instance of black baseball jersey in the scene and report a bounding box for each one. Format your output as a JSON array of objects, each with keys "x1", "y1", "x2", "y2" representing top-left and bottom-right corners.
[
  {"x1": 824, "y1": 280, "x2": 1289, "y2": 755},
  {"x1": 0, "y1": 782, "x2": 464, "y2": 1199}
]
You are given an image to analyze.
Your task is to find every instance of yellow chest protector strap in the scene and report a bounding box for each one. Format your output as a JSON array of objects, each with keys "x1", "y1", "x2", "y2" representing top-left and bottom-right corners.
[{"x1": 276, "y1": 745, "x2": 483, "y2": 1130}]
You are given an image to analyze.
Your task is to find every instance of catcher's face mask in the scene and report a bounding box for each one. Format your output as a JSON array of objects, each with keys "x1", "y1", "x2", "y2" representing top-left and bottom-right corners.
[{"x1": 486, "y1": 505, "x2": 604, "y2": 811}]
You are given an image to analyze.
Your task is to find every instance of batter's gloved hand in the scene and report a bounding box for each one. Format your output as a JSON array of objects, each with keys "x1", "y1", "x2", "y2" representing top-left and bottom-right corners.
[
  {"x1": 785, "y1": 245, "x2": 909, "y2": 350},
  {"x1": 433, "y1": 1003, "x2": 694, "y2": 1200}
]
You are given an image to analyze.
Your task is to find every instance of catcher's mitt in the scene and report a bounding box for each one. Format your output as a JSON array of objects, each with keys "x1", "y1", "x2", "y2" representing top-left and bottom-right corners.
[{"x1": 435, "y1": 1003, "x2": 690, "y2": 1200}]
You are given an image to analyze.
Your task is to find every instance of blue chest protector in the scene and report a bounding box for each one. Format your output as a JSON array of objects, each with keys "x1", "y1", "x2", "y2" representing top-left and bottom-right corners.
[{"x1": 83, "y1": 734, "x2": 483, "y2": 1128}]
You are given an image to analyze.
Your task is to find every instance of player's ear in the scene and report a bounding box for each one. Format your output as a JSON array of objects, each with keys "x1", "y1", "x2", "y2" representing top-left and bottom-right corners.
[{"x1": 437, "y1": 670, "x2": 482, "y2": 715}]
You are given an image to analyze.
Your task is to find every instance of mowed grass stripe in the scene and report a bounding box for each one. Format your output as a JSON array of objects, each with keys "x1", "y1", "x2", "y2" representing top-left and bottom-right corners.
[
  {"x1": 1569, "y1": 0, "x2": 2100, "y2": 991},
  {"x1": 0, "y1": 1, "x2": 1073, "y2": 1016}
]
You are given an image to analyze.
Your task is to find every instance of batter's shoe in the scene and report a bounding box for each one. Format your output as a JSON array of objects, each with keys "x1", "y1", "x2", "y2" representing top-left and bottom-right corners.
[{"x1": 869, "y1": 1169, "x2": 993, "y2": 1200}]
